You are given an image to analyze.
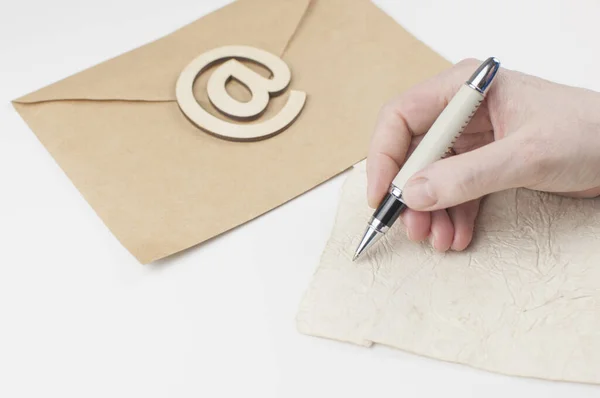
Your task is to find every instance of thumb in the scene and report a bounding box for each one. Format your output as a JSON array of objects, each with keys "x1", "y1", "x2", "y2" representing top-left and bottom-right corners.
[{"x1": 402, "y1": 134, "x2": 526, "y2": 211}]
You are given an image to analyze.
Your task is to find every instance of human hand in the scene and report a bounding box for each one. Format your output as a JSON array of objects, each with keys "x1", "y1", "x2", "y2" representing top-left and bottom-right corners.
[{"x1": 367, "y1": 59, "x2": 600, "y2": 252}]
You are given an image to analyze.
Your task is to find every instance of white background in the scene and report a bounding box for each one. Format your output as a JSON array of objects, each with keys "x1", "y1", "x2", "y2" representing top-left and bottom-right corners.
[{"x1": 2, "y1": 0, "x2": 600, "y2": 397}]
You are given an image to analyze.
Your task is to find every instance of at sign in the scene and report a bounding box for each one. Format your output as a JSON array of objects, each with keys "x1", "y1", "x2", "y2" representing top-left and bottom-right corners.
[{"x1": 176, "y1": 45, "x2": 306, "y2": 141}]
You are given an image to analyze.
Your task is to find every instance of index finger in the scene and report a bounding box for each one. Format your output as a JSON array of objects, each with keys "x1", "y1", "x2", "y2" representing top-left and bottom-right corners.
[{"x1": 366, "y1": 58, "x2": 492, "y2": 208}]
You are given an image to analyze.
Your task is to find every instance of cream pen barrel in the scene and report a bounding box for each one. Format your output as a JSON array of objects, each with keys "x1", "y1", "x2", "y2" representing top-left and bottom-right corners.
[{"x1": 353, "y1": 57, "x2": 501, "y2": 261}]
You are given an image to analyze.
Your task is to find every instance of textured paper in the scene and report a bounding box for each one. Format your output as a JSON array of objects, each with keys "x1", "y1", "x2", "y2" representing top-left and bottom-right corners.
[
  {"x1": 297, "y1": 162, "x2": 600, "y2": 384},
  {"x1": 12, "y1": 0, "x2": 449, "y2": 263}
]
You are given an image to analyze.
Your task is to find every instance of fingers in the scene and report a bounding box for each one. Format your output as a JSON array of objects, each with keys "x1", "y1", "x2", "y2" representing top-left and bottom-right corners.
[
  {"x1": 401, "y1": 208, "x2": 455, "y2": 252},
  {"x1": 366, "y1": 59, "x2": 493, "y2": 208},
  {"x1": 401, "y1": 209, "x2": 430, "y2": 241},
  {"x1": 429, "y1": 210, "x2": 454, "y2": 251},
  {"x1": 402, "y1": 201, "x2": 481, "y2": 252},
  {"x1": 401, "y1": 134, "x2": 525, "y2": 211},
  {"x1": 447, "y1": 199, "x2": 480, "y2": 251}
]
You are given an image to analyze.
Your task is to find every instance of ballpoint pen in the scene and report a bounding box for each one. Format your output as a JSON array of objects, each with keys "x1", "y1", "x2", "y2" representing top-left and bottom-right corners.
[{"x1": 353, "y1": 57, "x2": 501, "y2": 261}]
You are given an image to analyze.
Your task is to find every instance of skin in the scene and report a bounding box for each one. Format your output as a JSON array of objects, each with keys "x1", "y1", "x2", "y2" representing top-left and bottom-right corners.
[{"x1": 367, "y1": 58, "x2": 600, "y2": 252}]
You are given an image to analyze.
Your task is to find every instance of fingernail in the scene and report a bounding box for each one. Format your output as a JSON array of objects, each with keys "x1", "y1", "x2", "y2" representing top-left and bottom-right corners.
[{"x1": 403, "y1": 178, "x2": 437, "y2": 209}]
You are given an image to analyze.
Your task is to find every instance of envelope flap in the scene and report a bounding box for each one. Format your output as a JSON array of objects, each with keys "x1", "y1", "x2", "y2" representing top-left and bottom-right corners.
[{"x1": 14, "y1": 0, "x2": 312, "y2": 104}]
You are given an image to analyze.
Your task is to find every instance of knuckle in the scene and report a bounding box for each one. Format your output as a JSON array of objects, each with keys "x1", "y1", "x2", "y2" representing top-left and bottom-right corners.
[
  {"x1": 378, "y1": 97, "x2": 413, "y2": 135},
  {"x1": 377, "y1": 98, "x2": 403, "y2": 124},
  {"x1": 453, "y1": 165, "x2": 480, "y2": 199},
  {"x1": 379, "y1": 99, "x2": 399, "y2": 117}
]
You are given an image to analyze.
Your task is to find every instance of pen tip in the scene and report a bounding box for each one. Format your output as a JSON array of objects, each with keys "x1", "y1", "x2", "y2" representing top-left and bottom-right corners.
[{"x1": 353, "y1": 225, "x2": 383, "y2": 263}]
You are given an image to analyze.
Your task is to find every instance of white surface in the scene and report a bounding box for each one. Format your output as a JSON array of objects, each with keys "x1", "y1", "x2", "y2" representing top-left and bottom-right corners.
[
  {"x1": 1, "y1": 0, "x2": 599, "y2": 397},
  {"x1": 299, "y1": 163, "x2": 600, "y2": 384}
]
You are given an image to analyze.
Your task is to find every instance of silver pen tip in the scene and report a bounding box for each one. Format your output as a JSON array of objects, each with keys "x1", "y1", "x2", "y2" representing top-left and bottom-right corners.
[{"x1": 352, "y1": 225, "x2": 383, "y2": 262}]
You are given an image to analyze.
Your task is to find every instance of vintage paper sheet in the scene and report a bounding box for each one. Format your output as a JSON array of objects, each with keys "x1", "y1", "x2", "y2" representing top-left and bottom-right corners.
[
  {"x1": 297, "y1": 162, "x2": 600, "y2": 384},
  {"x1": 13, "y1": 0, "x2": 449, "y2": 263}
]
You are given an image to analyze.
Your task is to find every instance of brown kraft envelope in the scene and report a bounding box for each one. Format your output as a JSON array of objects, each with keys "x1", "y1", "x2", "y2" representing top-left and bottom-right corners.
[{"x1": 13, "y1": 0, "x2": 450, "y2": 264}]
